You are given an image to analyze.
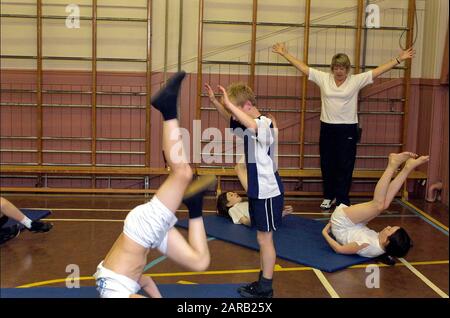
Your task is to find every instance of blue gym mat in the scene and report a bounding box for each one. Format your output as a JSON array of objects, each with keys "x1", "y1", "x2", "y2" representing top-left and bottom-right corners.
[
  {"x1": 1, "y1": 209, "x2": 51, "y2": 230},
  {"x1": 0, "y1": 284, "x2": 242, "y2": 298},
  {"x1": 177, "y1": 215, "x2": 370, "y2": 272}
]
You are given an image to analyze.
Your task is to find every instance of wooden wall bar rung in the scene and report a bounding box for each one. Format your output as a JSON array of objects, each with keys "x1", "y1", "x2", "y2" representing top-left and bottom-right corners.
[
  {"x1": 0, "y1": 165, "x2": 169, "y2": 175},
  {"x1": 196, "y1": 167, "x2": 427, "y2": 179},
  {"x1": 0, "y1": 187, "x2": 158, "y2": 194},
  {"x1": 0, "y1": 165, "x2": 427, "y2": 180}
]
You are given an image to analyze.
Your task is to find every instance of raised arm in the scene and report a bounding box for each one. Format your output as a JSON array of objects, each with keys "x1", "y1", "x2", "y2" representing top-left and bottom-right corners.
[
  {"x1": 272, "y1": 43, "x2": 310, "y2": 76},
  {"x1": 372, "y1": 47, "x2": 415, "y2": 79},
  {"x1": 217, "y1": 85, "x2": 257, "y2": 131},
  {"x1": 322, "y1": 223, "x2": 369, "y2": 255},
  {"x1": 205, "y1": 83, "x2": 231, "y2": 121},
  {"x1": 235, "y1": 155, "x2": 248, "y2": 192},
  {"x1": 267, "y1": 113, "x2": 279, "y2": 141}
]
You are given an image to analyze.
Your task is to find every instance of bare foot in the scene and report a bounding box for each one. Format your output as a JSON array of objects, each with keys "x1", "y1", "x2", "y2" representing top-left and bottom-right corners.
[
  {"x1": 405, "y1": 155, "x2": 430, "y2": 170},
  {"x1": 388, "y1": 152, "x2": 418, "y2": 168}
]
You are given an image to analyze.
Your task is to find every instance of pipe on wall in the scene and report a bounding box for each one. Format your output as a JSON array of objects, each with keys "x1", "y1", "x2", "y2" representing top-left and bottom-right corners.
[{"x1": 426, "y1": 181, "x2": 443, "y2": 202}]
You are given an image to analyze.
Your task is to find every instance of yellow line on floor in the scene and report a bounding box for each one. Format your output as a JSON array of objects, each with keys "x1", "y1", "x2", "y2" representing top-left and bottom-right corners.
[
  {"x1": 16, "y1": 260, "x2": 449, "y2": 288},
  {"x1": 177, "y1": 280, "x2": 198, "y2": 285},
  {"x1": 312, "y1": 269, "x2": 340, "y2": 298},
  {"x1": 401, "y1": 200, "x2": 449, "y2": 232},
  {"x1": 18, "y1": 276, "x2": 94, "y2": 288},
  {"x1": 347, "y1": 260, "x2": 450, "y2": 269},
  {"x1": 398, "y1": 258, "x2": 449, "y2": 298}
]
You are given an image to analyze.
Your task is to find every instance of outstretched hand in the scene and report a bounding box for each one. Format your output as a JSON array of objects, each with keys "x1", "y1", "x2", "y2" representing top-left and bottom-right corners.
[
  {"x1": 217, "y1": 85, "x2": 231, "y2": 108},
  {"x1": 204, "y1": 83, "x2": 217, "y2": 102},
  {"x1": 272, "y1": 42, "x2": 287, "y2": 56},
  {"x1": 399, "y1": 47, "x2": 415, "y2": 61}
]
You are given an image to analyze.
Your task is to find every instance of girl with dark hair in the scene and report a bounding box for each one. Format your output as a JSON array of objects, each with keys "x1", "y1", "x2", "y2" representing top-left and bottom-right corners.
[
  {"x1": 322, "y1": 152, "x2": 428, "y2": 260},
  {"x1": 216, "y1": 153, "x2": 292, "y2": 227},
  {"x1": 216, "y1": 191, "x2": 293, "y2": 227}
]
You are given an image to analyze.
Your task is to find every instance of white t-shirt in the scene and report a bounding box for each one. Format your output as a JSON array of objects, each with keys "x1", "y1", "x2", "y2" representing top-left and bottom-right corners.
[
  {"x1": 308, "y1": 68, "x2": 373, "y2": 124},
  {"x1": 331, "y1": 204, "x2": 385, "y2": 258},
  {"x1": 230, "y1": 116, "x2": 284, "y2": 199},
  {"x1": 228, "y1": 201, "x2": 250, "y2": 225},
  {"x1": 345, "y1": 226, "x2": 385, "y2": 258}
]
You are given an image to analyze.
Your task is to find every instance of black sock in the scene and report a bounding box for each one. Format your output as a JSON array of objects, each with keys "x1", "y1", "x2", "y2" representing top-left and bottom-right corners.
[
  {"x1": 0, "y1": 215, "x2": 9, "y2": 228},
  {"x1": 183, "y1": 192, "x2": 204, "y2": 219},
  {"x1": 151, "y1": 71, "x2": 186, "y2": 121},
  {"x1": 258, "y1": 270, "x2": 263, "y2": 281},
  {"x1": 258, "y1": 276, "x2": 273, "y2": 292}
]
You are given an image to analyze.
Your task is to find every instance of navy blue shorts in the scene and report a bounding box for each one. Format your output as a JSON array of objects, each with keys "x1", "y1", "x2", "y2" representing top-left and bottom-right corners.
[{"x1": 248, "y1": 194, "x2": 284, "y2": 232}]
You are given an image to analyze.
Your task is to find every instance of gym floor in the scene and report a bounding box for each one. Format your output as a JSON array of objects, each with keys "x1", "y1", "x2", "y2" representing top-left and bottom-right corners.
[{"x1": 0, "y1": 194, "x2": 448, "y2": 298}]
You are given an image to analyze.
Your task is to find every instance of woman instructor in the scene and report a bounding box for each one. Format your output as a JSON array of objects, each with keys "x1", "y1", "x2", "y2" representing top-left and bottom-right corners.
[{"x1": 272, "y1": 43, "x2": 414, "y2": 209}]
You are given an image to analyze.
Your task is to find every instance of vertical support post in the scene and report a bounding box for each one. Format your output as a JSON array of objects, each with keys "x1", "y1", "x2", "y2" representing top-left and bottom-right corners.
[
  {"x1": 177, "y1": 0, "x2": 184, "y2": 118},
  {"x1": 146, "y1": 0, "x2": 152, "y2": 167},
  {"x1": 196, "y1": 0, "x2": 204, "y2": 122},
  {"x1": 361, "y1": 0, "x2": 369, "y2": 72},
  {"x1": 217, "y1": 176, "x2": 222, "y2": 195},
  {"x1": 299, "y1": 0, "x2": 311, "y2": 169},
  {"x1": 37, "y1": 0, "x2": 43, "y2": 165},
  {"x1": 355, "y1": 0, "x2": 364, "y2": 74},
  {"x1": 91, "y1": 0, "x2": 98, "y2": 188},
  {"x1": 178, "y1": 0, "x2": 183, "y2": 72},
  {"x1": 402, "y1": 0, "x2": 416, "y2": 199},
  {"x1": 164, "y1": 0, "x2": 169, "y2": 82},
  {"x1": 144, "y1": 176, "x2": 150, "y2": 198},
  {"x1": 194, "y1": 0, "x2": 205, "y2": 170},
  {"x1": 354, "y1": 0, "x2": 364, "y2": 158},
  {"x1": 249, "y1": 0, "x2": 258, "y2": 89},
  {"x1": 91, "y1": 0, "x2": 97, "y2": 167}
]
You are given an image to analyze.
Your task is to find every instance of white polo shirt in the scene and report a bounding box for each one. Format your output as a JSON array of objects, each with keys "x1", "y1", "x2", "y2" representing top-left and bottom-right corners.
[
  {"x1": 228, "y1": 201, "x2": 250, "y2": 224},
  {"x1": 230, "y1": 115, "x2": 284, "y2": 199},
  {"x1": 346, "y1": 226, "x2": 385, "y2": 258},
  {"x1": 308, "y1": 68, "x2": 373, "y2": 124}
]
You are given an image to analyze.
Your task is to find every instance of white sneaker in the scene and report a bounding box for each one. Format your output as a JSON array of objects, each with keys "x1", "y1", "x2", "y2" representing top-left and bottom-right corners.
[{"x1": 320, "y1": 198, "x2": 336, "y2": 210}]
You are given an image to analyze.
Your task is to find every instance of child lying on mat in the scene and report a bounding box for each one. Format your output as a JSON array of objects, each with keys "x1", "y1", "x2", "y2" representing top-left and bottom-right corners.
[
  {"x1": 216, "y1": 191, "x2": 293, "y2": 226},
  {"x1": 322, "y1": 152, "x2": 428, "y2": 262},
  {"x1": 216, "y1": 156, "x2": 293, "y2": 226}
]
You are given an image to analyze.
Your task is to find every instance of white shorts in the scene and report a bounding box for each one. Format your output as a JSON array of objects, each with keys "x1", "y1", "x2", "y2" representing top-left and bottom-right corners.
[
  {"x1": 94, "y1": 261, "x2": 141, "y2": 298},
  {"x1": 123, "y1": 196, "x2": 177, "y2": 254},
  {"x1": 330, "y1": 203, "x2": 362, "y2": 244}
]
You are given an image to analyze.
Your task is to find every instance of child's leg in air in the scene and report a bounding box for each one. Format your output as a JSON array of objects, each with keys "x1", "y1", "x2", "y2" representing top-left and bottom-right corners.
[
  {"x1": 163, "y1": 183, "x2": 216, "y2": 272},
  {"x1": 150, "y1": 71, "x2": 214, "y2": 272},
  {"x1": 383, "y1": 155, "x2": 429, "y2": 209},
  {"x1": 235, "y1": 155, "x2": 248, "y2": 192},
  {"x1": 343, "y1": 152, "x2": 418, "y2": 224},
  {"x1": 150, "y1": 72, "x2": 192, "y2": 213}
]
